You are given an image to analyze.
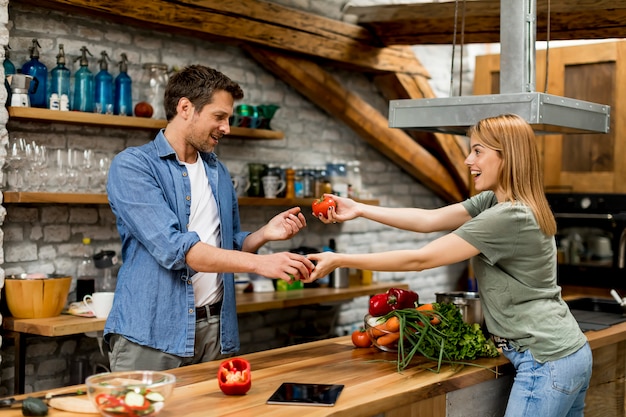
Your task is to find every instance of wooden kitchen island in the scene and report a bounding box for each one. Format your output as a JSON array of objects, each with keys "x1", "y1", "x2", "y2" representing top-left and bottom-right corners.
[
  {"x1": 2, "y1": 319, "x2": 625, "y2": 417},
  {"x1": 2, "y1": 282, "x2": 407, "y2": 395}
]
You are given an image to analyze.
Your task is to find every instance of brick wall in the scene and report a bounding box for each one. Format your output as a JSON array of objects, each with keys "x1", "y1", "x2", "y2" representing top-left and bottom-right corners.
[{"x1": 0, "y1": 1, "x2": 468, "y2": 394}]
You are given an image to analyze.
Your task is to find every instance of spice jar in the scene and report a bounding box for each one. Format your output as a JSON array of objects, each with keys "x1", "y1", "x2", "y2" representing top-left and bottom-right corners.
[{"x1": 141, "y1": 63, "x2": 169, "y2": 120}]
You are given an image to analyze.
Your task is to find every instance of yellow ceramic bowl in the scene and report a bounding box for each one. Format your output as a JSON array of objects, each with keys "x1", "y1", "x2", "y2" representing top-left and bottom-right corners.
[{"x1": 5, "y1": 274, "x2": 71, "y2": 318}]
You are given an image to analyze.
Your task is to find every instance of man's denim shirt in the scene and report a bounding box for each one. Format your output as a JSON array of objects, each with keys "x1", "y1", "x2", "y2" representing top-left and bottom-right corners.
[{"x1": 104, "y1": 130, "x2": 249, "y2": 357}]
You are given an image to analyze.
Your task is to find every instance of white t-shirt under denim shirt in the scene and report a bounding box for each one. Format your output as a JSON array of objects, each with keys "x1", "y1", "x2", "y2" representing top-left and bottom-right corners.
[{"x1": 184, "y1": 154, "x2": 223, "y2": 307}]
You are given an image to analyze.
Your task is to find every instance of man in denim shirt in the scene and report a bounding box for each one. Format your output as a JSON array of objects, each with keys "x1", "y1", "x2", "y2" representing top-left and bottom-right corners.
[{"x1": 105, "y1": 65, "x2": 314, "y2": 371}]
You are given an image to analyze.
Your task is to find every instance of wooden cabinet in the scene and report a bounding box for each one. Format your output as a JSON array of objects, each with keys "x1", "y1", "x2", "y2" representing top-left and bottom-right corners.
[{"x1": 473, "y1": 40, "x2": 626, "y2": 193}]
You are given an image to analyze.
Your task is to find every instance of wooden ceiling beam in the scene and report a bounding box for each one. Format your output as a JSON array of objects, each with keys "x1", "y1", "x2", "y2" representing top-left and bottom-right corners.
[
  {"x1": 25, "y1": 0, "x2": 428, "y2": 75},
  {"x1": 245, "y1": 47, "x2": 464, "y2": 203},
  {"x1": 345, "y1": 0, "x2": 626, "y2": 45}
]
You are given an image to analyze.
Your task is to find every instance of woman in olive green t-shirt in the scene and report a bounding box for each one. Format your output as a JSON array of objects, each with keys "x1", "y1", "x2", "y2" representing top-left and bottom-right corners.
[{"x1": 308, "y1": 114, "x2": 592, "y2": 417}]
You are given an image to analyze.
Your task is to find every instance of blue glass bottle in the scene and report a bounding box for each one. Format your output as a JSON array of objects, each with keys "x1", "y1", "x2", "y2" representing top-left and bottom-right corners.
[
  {"x1": 21, "y1": 39, "x2": 48, "y2": 108},
  {"x1": 3, "y1": 45, "x2": 16, "y2": 104},
  {"x1": 94, "y1": 51, "x2": 113, "y2": 114},
  {"x1": 49, "y1": 44, "x2": 71, "y2": 111},
  {"x1": 73, "y1": 46, "x2": 94, "y2": 112},
  {"x1": 114, "y1": 53, "x2": 132, "y2": 116},
  {"x1": 3, "y1": 45, "x2": 15, "y2": 75}
]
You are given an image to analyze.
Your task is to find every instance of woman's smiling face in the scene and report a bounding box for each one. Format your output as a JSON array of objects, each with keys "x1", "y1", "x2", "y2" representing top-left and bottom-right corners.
[{"x1": 465, "y1": 136, "x2": 503, "y2": 194}]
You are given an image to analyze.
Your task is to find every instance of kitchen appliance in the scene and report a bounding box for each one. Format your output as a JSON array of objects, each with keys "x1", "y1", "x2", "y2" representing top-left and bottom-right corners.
[
  {"x1": 547, "y1": 193, "x2": 626, "y2": 289},
  {"x1": 7, "y1": 74, "x2": 38, "y2": 107}
]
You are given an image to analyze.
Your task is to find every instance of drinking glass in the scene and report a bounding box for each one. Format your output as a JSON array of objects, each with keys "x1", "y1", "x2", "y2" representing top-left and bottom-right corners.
[
  {"x1": 29, "y1": 143, "x2": 49, "y2": 191},
  {"x1": 79, "y1": 149, "x2": 95, "y2": 191},
  {"x1": 47, "y1": 149, "x2": 68, "y2": 192},
  {"x1": 65, "y1": 148, "x2": 81, "y2": 192},
  {"x1": 6, "y1": 137, "x2": 27, "y2": 191}
]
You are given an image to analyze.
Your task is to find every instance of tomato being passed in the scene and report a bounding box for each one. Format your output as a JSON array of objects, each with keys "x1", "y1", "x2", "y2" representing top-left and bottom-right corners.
[
  {"x1": 218, "y1": 358, "x2": 252, "y2": 395},
  {"x1": 351, "y1": 328, "x2": 372, "y2": 348},
  {"x1": 312, "y1": 195, "x2": 337, "y2": 219}
]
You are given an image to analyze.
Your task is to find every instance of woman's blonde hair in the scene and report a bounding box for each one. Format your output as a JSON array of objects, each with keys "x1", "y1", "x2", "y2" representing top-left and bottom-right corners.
[{"x1": 467, "y1": 114, "x2": 556, "y2": 236}]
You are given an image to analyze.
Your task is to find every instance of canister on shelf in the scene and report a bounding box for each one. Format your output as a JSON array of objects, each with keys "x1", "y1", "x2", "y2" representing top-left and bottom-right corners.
[{"x1": 285, "y1": 167, "x2": 295, "y2": 198}]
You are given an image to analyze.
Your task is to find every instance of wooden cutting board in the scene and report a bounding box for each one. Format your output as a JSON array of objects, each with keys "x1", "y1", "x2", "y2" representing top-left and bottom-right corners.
[{"x1": 48, "y1": 396, "x2": 98, "y2": 414}]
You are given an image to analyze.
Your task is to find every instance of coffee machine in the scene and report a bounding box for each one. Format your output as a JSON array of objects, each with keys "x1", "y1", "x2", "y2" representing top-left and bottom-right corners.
[{"x1": 7, "y1": 74, "x2": 38, "y2": 107}]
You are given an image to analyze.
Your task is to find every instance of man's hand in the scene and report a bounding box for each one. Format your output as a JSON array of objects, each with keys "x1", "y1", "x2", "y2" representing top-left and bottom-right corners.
[
  {"x1": 262, "y1": 207, "x2": 307, "y2": 241},
  {"x1": 255, "y1": 252, "x2": 315, "y2": 282}
]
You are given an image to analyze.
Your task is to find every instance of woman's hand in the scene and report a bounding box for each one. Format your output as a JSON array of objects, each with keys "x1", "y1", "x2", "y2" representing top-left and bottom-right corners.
[
  {"x1": 302, "y1": 252, "x2": 339, "y2": 282},
  {"x1": 314, "y1": 194, "x2": 360, "y2": 224}
]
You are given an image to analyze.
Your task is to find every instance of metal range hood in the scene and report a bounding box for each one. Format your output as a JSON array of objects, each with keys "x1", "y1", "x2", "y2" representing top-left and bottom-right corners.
[{"x1": 388, "y1": 0, "x2": 610, "y2": 136}]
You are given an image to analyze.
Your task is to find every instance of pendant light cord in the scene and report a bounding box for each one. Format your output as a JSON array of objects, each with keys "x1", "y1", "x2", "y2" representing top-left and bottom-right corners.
[
  {"x1": 543, "y1": 0, "x2": 551, "y2": 93},
  {"x1": 449, "y1": 0, "x2": 467, "y2": 97}
]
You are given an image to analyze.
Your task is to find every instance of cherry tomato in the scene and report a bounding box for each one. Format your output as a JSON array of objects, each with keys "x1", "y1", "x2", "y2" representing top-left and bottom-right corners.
[
  {"x1": 312, "y1": 195, "x2": 337, "y2": 218},
  {"x1": 351, "y1": 329, "x2": 372, "y2": 348}
]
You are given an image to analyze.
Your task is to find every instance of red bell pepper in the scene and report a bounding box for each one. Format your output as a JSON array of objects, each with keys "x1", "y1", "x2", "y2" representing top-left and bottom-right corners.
[
  {"x1": 388, "y1": 287, "x2": 419, "y2": 310},
  {"x1": 369, "y1": 293, "x2": 393, "y2": 316},
  {"x1": 368, "y1": 288, "x2": 419, "y2": 316},
  {"x1": 217, "y1": 358, "x2": 252, "y2": 395}
]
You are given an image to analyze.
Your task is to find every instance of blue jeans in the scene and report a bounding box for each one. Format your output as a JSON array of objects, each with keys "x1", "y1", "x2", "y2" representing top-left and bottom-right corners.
[{"x1": 502, "y1": 342, "x2": 592, "y2": 417}]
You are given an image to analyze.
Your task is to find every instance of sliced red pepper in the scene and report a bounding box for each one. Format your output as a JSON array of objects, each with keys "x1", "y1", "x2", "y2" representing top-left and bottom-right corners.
[{"x1": 217, "y1": 357, "x2": 252, "y2": 395}]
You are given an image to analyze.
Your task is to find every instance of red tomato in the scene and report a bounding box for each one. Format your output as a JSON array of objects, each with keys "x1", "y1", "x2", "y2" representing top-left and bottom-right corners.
[
  {"x1": 312, "y1": 196, "x2": 336, "y2": 218},
  {"x1": 134, "y1": 101, "x2": 154, "y2": 118},
  {"x1": 351, "y1": 329, "x2": 372, "y2": 348}
]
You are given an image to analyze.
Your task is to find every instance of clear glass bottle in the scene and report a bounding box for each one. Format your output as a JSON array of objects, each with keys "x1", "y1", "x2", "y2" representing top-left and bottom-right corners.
[
  {"x1": 76, "y1": 237, "x2": 98, "y2": 301},
  {"x1": 141, "y1": 63, "x2": 169, "y2": 120}
]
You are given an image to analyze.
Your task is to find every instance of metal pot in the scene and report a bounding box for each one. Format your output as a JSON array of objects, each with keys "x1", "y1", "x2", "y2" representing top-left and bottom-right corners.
[{"x1": 435, "y1": 291, "x2": 484, "y2": 326}]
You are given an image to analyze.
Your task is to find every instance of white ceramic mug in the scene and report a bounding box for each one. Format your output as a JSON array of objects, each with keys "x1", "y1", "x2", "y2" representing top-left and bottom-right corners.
[
  {"x1": 261, "y1": 175, "x2": 286, "y2": 198},
  {"x1": 83, "y1": 292, "x2": 115, "y2": 318}
]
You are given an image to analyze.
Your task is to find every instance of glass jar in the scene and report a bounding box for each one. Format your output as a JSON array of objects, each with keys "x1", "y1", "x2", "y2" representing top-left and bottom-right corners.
[
  {"x1": 141, "y1": 63, "x2": 169, "y2": 120},
  {"x1": 347, "y1": 160, "x2": 362, "y2": 198}
]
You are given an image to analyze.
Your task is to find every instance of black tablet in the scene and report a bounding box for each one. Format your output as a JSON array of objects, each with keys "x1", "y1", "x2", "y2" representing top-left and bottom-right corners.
[{"x1": 266, "y1": 382, "x2": 344, "y2": 407}]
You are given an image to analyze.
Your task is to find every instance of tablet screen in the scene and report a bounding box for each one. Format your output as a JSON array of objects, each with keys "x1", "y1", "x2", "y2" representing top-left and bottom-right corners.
[{"x1": 266, "y1": 382, "x2": 344, "y2": 407}]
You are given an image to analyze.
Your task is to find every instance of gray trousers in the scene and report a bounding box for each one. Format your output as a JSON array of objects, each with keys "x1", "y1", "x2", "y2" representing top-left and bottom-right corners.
[{"x1": 108, "y1": 314, "x2": 231, "y2": 371}]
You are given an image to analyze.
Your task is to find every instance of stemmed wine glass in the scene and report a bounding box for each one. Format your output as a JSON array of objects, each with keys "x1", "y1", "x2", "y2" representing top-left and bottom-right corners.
[{"x1": 6, "y1": 137, "x2": 27, "y2": 191}]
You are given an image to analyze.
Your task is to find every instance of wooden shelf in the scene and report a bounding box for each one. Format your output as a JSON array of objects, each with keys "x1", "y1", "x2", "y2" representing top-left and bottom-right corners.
[
  {"x1": 7, "y1": 107, "x2": 284, "y2": 140},
  {"x1": 3, "y1": 192, "x2": 109, "y2": 204},
  {"x1": 2, "y1": 192, "x2": 379, "y2": 206},
  {"x1": 237, "y1": 196, "x2": 379, "y2": 206}
]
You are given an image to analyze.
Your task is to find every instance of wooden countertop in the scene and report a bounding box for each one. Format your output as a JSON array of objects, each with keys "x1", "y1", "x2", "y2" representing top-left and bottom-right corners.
[
  {"x1": 0, "y1": 336, "x2": 513, "y2": 417},
  {"x1": 2, "y1": 282, "x2": 406, "y2": 337},
  {"x1": 3, "y1": 313, "x2": 626, "y2": 416}
]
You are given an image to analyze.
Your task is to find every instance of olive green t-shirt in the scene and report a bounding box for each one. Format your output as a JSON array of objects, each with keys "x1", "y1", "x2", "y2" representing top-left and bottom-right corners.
[{"x1": 454, "y1": 191, "x2": 587, "y2": 363}]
